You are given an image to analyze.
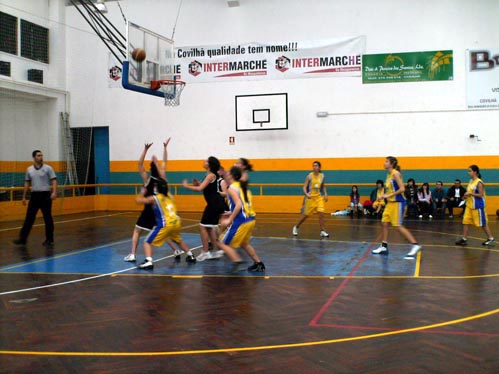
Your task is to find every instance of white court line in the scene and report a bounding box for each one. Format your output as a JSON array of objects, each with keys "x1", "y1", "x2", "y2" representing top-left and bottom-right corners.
[
  {"x1": 0, "y1": 212, "x2": 131, "y2": 232},
  {"x1": 0, "y1": 245, "x2": 203, "y2": 296},
  {"x1": 1, "y1": 213, "x2": 201, "y2": 233}
]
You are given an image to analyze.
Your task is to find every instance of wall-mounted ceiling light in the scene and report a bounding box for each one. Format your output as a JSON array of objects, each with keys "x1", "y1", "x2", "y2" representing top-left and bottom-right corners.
[{"x1": 94, "y1": 1, "x2": 108, "y2": 13}]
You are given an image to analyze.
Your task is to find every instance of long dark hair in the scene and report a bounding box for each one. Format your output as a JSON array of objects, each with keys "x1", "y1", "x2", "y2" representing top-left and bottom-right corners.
[
  {"x1": 420, "y1": 182, "x2": 430, "y2": 196},
  {"x1": 350, "y1": 185, "x2": 359, "y2": 199},
  {"x1": 155, "y1": 177, "x2": 169, "y2": 196},
  {"x1": 150, "y1": 161, "x2": 159, "y2": 178},
  {"x1": 239, "y1": 158, "x2": 254, "y2": 172},
  {"x1": 386, "y1": 156, "x2": 401, "y2": 171},
  {"x1": 469, "y1": 164, "x2": 482, "y2": 179},
  {"x1": 207, "y1": 156, "x2": 221, "y2": 175},
  {"x1": 230, "y1": 166, "x2": 249, "y2": 203}
]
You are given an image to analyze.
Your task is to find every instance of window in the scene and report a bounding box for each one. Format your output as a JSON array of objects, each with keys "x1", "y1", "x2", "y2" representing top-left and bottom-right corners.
[
  {"x1": 20, "y1": 19, "x2": 49, "y2": 63},
  {"x1": 0, "y1": 12, "x2": 17, "y2": 55}
]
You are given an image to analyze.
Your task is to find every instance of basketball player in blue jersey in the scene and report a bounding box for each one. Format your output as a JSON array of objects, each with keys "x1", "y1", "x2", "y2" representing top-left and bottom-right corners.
[
  {"x1": 455, "y1": 165, "x2": 495, "y2": 246},
  {"x1": 219, "y1": 166, "x2": 265, "y2": 273},
  {"x1": 372, "y1": 156, "x2": 422, "y2": 259},
  {"x1": 292, "y1": 161, "x2": 329, "y2": 238},
  {"x1": 136, "y1": 177, "x2": 196, "y2": 270}
]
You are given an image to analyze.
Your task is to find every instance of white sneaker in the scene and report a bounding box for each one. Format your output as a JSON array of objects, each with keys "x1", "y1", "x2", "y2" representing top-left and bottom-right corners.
[
  {"x1": 124, "y1": 253, "x2": 136, "y2": 262},
  {"x1": 212, "y1": 250, "x2": 224, "y2": 258},
  {"x1": 418, "y1": 215, "x2": 423, "y2": 219},
  {"x1": 173, "y1": 249, "x2": 183, "y2": 260},
  {"x1": 196, "y1": 251, "x2": 213, "y2": 262},
  {"x1": 320, "y1": 230, "x2": 329, "y2": 238},
  {"x1": 372, "y1": 245, "x2": 388, "y2": 254},
  {"x1": 404, "y1": 244, "x2": 422, "y2": 259},
  {"x1": 292, "y1": 226, "x2": 299, "y2": 236},
  {"x1": 137, "y1": 258, "x2": 153, "y2": 270},
  {"x1": 429, "y1": 215, "x2": 433, "y2": 219}
]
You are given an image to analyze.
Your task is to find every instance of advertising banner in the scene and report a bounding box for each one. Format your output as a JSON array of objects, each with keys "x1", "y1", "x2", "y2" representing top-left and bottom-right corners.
[
  {"x1": 466, "y1": 49, "x2": 499, "y2": 109},
  {"x1": 175, "y1": 36, "x2": 365, "y2": 83},
  {"x1": 362, "y1": 50, "x2": 453, "y2": 84}
]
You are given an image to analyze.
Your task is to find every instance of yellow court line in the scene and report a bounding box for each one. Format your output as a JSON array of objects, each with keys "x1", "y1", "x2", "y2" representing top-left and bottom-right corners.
[
  {"x1": 414, "y1": 251, "x2": 422, "y2": 277},
  {"x1": 171, "y1": 275, "x2": 203, "y2": 279},
  {"x1": 1, "y1": 307, "x2": 498, "y2": 357}
]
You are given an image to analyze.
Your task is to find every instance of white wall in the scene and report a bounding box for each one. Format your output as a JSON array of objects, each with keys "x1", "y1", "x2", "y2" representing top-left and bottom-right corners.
[
  {"x1": 5, "y1": 0, "x2": 499, "y2": 163},
  {"x1": 0, "y1": 0, "x2": 66, "y2": 88},
  {"x1": 0, "y1": 0, "x2": 68, "y2": 162}
]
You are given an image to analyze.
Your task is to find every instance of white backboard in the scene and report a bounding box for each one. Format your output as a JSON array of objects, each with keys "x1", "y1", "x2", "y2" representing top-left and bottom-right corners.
[{"x1": 235, "y1": 93, "x2": 288, "y2": 131}]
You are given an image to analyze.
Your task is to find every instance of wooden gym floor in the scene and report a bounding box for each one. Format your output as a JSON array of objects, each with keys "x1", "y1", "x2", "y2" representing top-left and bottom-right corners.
[{"x1": 1, "y1": 211, "x2": 498, "y2": 373}]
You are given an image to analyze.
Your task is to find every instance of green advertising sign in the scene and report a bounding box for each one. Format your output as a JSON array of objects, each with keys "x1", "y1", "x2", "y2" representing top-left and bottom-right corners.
[{"x1": 362, "y1": 50, "x2": 453, "y2": 83}]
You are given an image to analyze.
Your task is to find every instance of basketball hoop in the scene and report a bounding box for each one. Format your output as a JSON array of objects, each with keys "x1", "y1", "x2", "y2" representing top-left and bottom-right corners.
[{"x1": 150, "y1": 79, "x2": 186, "y2": 106}]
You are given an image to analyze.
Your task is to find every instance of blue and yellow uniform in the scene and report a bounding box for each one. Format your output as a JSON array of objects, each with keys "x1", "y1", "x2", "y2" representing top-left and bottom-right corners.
[
  {"x1": 301, "y1": 172, "x2": 326, "y2": 216},
  {"x1": 462, "y1": 178, "x2": 488, "y2": 227},
  {"x1": 146, "y1": 193, "x2": 182, "y2": 246},
  {"x1": 220, "y1": 181, "x2": 256, "y2": 247},
  {"x1": 381, "y1": 169, "x2": 406, "y2": 227}
]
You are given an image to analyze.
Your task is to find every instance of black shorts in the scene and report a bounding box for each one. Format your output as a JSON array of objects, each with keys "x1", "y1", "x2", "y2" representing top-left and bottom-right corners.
[
  {"x1": 135, "y1": 204, "x2": 156, "y2": 230},
  {"x1": 200, "y1": 203, "x2": 226, "y2": 227}
]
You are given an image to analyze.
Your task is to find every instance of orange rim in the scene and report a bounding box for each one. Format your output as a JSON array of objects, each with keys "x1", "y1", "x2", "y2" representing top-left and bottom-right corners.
[{"x1": 150, "y1": 80, "x2": 185, "y2": 91}]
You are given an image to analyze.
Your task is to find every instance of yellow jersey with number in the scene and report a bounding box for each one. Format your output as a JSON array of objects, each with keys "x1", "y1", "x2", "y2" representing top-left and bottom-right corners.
[
  {"x1": 465, "y1": 178, "x2": 485, "y2": 210},
  {"x1": 152, "y1": 193, "x2": 180, "y2": 227},
  {"x1": 385, "y1": 169, "x2": 406, "y2": 203},
  {"x1": 307, "y1": 172, "x2": 325, "y2": 197}
]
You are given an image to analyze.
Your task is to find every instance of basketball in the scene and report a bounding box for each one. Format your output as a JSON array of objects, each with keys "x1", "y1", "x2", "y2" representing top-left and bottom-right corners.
[{"x1": 131, "y1": 48, "x2": 146, "y2": 62}]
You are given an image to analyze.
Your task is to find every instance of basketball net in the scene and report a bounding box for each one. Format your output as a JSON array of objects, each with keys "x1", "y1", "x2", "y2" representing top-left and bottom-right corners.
[{"x1": 155, "y1": 80, "x2": 186, "y2": 106}]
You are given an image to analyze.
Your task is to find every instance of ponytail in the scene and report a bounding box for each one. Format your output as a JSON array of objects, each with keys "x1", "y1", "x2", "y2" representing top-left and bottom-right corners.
[
  {"x1": 386, "y1": 156, "x2": 401, "y2": 171},
  {"x1": 230, "y1": 166, "x2": 249, "y2": 202},
  {"x1": 469, "y1": 164, "x2": 482, "y2": 179}
]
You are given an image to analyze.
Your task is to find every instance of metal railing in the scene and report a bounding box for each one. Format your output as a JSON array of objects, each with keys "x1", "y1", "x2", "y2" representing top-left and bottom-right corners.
[{"x1": 2, "y1": 182, "x2": 498, "y2": 202}]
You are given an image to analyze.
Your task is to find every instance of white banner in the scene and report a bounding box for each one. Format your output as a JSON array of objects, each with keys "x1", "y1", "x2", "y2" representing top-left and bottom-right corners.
[
  {"x1": 175, "y1": 36, "x2": 365, "y2": 83},
  {"x1": 108, "y1": 53, "x2": 123, "y2": 88},
  {"x1": 466, "y1": 49, "x2": 499, "y2": 109}
]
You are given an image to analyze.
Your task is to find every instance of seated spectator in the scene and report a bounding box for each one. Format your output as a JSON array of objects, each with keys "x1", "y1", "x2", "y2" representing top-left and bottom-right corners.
[
  {"x1": 417, "y1": 182, "x2": 432, "y2": 219},
  {"x1": 371, "y1": 180, "x2": 386, "y2": 217},
  {"x1": 446, "y1": 179, "x2": 466, "y2": 218},
  {"x1": 404, "y1": 178, "x2": 419, "y2": 218},
  {"x1": 349, "y1": 185, "x2": 363, "y2": 217},
  {"x1": 432, "y1": 181, "x2": 447, "y2": 217}
]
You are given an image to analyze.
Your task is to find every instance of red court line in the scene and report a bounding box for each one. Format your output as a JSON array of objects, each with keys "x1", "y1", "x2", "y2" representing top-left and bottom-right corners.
[
  {"x1": 309, "y1": 232, "x2": 383, "y2": 326},
  {"x1": 308, "y1": 235, "x2": 499, "y2": 339}
]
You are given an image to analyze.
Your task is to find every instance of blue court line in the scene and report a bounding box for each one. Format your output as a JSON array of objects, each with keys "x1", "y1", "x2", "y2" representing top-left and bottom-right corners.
[{"x1": 0, "y1": 234, "x2": 417, "y2": 277}]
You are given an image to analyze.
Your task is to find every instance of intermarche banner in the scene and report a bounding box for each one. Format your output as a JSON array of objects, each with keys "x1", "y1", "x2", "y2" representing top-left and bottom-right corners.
[
  {"x1": 362, "y1": 50, "x2": 453, "y2": 84},
  {"x1": 466, "y1": 49, "x2": 499, "y2": 109},
  {"x1": 174, "y1": 36, "x2": 366, "y2": 83}
]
